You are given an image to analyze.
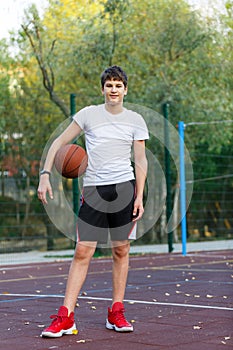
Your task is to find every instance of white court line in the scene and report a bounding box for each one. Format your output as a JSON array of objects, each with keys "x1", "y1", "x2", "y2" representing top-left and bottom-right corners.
[
  {"x1": 1, "y1": 293, "x2": 233, "y2": 312},
  {"x1": 0, "y1": 255, "x2": 168, "y2": 271},
  {"x1": 187, "y1": 253, "x2": 232, "y2": 259},
  {"x1": 1, "y1": 253, "x2": 232, "y2": 271},
  {"x1": 0, "y1": 259, "x2": 111, "y2": 271}
]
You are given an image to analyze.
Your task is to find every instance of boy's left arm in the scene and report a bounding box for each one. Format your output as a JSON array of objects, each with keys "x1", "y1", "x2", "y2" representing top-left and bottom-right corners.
[{"x1": 133, "y1": 140, "x2": 148, "y2": 221}]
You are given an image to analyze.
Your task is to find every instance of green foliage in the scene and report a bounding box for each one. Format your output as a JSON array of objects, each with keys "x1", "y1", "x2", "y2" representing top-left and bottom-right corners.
[
  {"x1": 0, "y1": 0, "x2": 232, "y2": 170},
  {"x1": 0, "y1": 0, "x2": 232, "y2": 243}
]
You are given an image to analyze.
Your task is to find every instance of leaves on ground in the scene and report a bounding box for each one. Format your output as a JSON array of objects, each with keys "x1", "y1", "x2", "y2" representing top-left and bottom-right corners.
[{"x1": 193, "y1": 325, "x2": 202, "y2": 330}]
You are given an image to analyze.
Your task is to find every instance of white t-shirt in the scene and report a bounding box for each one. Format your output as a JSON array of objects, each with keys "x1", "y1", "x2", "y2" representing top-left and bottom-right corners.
[{"x1": 73, "y1": 104, "x2": 149, "y2": 186}]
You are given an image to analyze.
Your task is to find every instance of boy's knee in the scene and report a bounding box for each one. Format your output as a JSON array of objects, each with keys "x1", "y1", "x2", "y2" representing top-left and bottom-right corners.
[
  {"x1": 112, "y1": 243, "x2": 130, "y2": 260},
  {"x1": 74, "y1": 243, "x2": 96, "y2": 262}
]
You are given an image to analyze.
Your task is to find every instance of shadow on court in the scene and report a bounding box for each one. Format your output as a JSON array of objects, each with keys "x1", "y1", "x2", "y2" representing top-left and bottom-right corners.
[{"x1": 0, "y1": 250, "x2": 233, "y2": 350}]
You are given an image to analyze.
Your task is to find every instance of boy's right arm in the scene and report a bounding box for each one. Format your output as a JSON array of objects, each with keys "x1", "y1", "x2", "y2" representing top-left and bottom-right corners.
[{"x1": 37, "y1": 121, "x2": 82, "y2": 204}]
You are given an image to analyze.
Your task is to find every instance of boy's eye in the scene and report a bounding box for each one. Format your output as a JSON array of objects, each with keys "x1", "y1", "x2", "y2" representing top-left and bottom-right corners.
[{"x1": 105, "y1": 83, "x2": 123, "y2": 88}]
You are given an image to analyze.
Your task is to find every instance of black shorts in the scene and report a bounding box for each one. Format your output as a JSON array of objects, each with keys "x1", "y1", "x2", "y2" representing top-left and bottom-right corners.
[{"x1": 77, "y1": 180, "x2": 137, "y2": 244}]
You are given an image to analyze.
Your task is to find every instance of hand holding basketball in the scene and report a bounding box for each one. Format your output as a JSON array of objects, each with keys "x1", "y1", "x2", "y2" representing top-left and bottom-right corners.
[{"x1": 54, "y1": 144, "x2": 88, "y2": 178}]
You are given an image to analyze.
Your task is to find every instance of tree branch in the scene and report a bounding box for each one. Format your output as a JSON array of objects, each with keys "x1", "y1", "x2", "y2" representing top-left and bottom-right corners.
[{"x1": 21, "y1": 23, "x2": 70, "y2": 117}]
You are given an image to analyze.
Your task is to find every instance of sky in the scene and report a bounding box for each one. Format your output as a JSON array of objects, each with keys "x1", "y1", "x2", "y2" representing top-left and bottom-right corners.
[
  {"x1": 0, "y1": 0, "x2": 227, "y2": 40},
  {"x1": 0, "y1": 0, "x2": 48, "y2": 39}
]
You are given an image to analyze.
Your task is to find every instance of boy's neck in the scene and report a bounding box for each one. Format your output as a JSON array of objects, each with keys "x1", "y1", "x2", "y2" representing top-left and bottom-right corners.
[{"x1": 104, "y1": 102, "x2": 124, "y2": 115}]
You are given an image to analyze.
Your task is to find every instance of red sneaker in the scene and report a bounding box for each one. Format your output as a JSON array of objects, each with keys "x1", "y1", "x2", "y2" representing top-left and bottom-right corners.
[
  {"x1": 41, "y1": 306, "x2": 77, "y2": 338},
  {"x1": 106, "y1": 302, "x2": 133, "y2": 332}
]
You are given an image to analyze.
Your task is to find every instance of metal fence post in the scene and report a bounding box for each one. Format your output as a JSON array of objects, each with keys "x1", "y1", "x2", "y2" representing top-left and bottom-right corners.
[
  {"x1": 70, "y1": 94, "x2": 79, "y2": 243},
  {"x1": 178, "y1": 121, "x2": 187, "y2": 256},
  {"x1": 163, "y1": 102, "x2": 174, "y2": 253}
]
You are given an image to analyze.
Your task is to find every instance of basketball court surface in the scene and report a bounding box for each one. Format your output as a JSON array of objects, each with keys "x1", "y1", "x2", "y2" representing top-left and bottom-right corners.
[{"x1": 0, "y1": 249, "x2": 232, "y2": 349}]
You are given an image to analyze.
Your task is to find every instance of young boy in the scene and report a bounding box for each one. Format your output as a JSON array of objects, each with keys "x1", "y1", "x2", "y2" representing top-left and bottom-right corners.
[{"x1": 37, "y1": 65, "x2": 149, "y2": 337}]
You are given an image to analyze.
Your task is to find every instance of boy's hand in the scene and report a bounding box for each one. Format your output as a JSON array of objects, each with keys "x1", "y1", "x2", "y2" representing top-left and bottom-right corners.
[
  {"x1": 37, "y1": 175, "x2": 53, "y2": 205},
  {"x1": 132, "y1": 196, "x2": 144, "y2": 222}
]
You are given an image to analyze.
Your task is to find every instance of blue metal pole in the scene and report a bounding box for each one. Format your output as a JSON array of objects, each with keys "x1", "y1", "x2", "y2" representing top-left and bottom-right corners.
[{"x1": 178, "y1": 121, "x2": 187, "y2": 256}]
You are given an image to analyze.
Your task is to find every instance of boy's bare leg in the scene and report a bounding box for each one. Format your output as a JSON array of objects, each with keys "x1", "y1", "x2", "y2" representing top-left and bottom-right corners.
[
  {"x1": 111, "y1": 240, "x2": 130, "y2": 305},
  {"x1": 63, "y1": 242, "x2": 97, "y2": 314}
]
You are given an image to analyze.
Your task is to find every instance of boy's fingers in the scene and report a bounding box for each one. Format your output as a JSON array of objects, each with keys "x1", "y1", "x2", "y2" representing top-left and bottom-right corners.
[
  {"x1": 132, "y1": 207, "x2": 144, "y2": 221},
  {"x1": 38, "y1": 192, "x2": 47, "y2": 205},
  {"x1": 48, "y1": 187, "x2": 54, "y2": 200},
  {"x1": 37, "y1": 186, "x2": 53, "y2": 204}
]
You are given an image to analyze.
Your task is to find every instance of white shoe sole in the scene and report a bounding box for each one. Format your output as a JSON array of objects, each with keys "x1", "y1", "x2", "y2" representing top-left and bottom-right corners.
[
  {"x1": 41, "y1": 323, "x2": 77, "y2": 338},
  {"x1": 106, "y1": 319, "x2": 133, "y2": 332}
]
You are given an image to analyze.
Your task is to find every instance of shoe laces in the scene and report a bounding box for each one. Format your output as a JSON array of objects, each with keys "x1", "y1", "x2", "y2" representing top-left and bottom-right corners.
[
  {"x1": 114, "y1": 307, "x2": 127, "y2": 323},
  {"x1": 50, "y1": 313, "x2": 65, "y2": 324}
]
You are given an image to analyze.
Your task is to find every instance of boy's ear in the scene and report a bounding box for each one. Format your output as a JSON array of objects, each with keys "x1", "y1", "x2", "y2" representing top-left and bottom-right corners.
[{"x1": 124, "y1": 87, "x2": 128, "y2": 95}]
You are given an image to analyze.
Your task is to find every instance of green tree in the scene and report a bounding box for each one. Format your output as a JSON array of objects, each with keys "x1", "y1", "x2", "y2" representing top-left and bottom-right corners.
[{"x1": 1, "y1": 0, "x2": 232, "y2": 245}]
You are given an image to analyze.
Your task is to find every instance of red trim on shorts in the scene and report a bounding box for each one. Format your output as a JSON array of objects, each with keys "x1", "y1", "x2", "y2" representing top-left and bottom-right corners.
[
  {"x1": 81, "y1": 189, "x2": 85, "y2": 205},
  {"x1": 128, "y1": 221, "x2": 137, "y2": 239},
  {"x1": 76, "y1": 222, "x2": 80, "y2": 242}
]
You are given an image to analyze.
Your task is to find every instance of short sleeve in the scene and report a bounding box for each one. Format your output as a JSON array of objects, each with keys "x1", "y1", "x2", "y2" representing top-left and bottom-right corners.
[
  {"x1": 72, "y1": 107, "x2": 89, "y2": 130},
  {"x1": 133, "y1": 114, "x2": 149, "y2": 140}
]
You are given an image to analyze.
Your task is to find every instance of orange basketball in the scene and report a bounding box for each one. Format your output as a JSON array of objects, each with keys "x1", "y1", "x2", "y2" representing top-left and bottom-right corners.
[{"x1": 54, "y1": 144, "x2": 88, "y2": 178}]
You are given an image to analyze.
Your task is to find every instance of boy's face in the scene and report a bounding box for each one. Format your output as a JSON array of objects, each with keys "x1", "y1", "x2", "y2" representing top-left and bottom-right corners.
[{"x1": 102, "y1": 78, "x2": 127, "y2": 106}]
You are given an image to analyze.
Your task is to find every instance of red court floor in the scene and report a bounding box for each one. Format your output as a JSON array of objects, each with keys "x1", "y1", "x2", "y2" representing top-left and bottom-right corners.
[{"x1": 0, "y1": 250, "x2": 233, "y2": 349}]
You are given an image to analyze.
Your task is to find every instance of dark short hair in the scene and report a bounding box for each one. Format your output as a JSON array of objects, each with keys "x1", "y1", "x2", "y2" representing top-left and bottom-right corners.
[{"x1": 100, "y1": 65, "x2": 128, "y2": 88}]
